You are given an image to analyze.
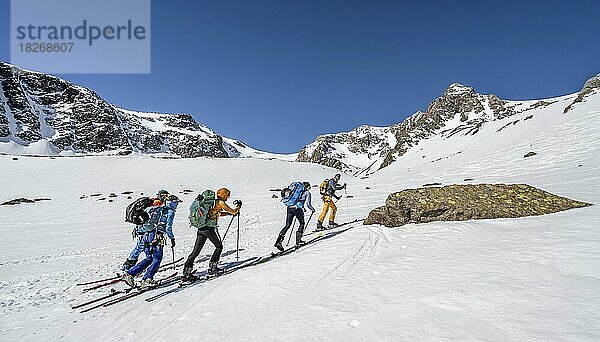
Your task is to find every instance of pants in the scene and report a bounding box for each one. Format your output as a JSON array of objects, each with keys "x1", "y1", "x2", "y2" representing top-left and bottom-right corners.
[
  {"x1": 127, "y1": 231, "x2": 164, "y2": 280},
  {"x1": 184, "y1": 227, "x2": 223, "y2": 269},
  {"x1": 277, "y1": 207, "x2": 305, "y2": 242},
  {"x1": 128, "y1": 235, "x2": 146, "y2": 261},
  {"x1": 318, "y1": 196, "x2": 337, "y2": 223}
]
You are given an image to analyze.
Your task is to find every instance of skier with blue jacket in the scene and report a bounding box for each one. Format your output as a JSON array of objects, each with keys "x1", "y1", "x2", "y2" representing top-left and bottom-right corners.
[
  {"x1": 122, "y1": 190, "x2": 169, "y2": 271},
  {"x1": 274, "y1": 181, "x2": 315, "y2": 252},
  {"x1": 121, "y1": 194, "x2": 181, "y2": 289}
]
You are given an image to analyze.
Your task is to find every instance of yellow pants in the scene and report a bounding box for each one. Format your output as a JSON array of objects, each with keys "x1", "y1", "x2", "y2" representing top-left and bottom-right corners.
[{"x1": 318, "y1": 196, "x2": 337, "y2": 223}]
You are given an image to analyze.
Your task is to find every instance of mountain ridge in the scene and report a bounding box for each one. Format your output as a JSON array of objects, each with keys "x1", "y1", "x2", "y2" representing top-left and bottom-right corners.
[
  {"x1": 297, "y1": 73, "x2": 599, "y2": 174},
  {"x1": 0, "y1": 61, "x2": 292, "y2": 160}
]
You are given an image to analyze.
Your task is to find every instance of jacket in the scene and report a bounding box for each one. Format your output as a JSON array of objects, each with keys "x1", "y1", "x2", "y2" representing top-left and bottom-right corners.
[{"x1": 207, "y1": 200, "x2": 240, "y2": 224}]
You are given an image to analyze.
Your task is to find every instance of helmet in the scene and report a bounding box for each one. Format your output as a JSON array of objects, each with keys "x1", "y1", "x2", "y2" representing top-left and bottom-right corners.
[
  {"x1": 334, "y1": 174, "x2": 341, "y2": 180},
  {"x1": 157, "y1": 190, "x2": 169, "y2": 198},
  {"x1": 166, "y1": 194, "x2": 182, "y2": 202},
  {"x1": 216, "y1": 188, "x2": 230, "y2": 201},
  {"x1": 303, "y1": 182, "x2": 311, "y2": 189}
]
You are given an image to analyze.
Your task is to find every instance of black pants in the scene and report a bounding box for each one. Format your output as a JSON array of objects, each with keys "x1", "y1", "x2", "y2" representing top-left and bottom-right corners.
[
  {"x1": 277, "y1": 207, "x2": 305, "y2": 242},
  {"x1": 184, "y1": 227, "x2": 223, "y2": 269}
]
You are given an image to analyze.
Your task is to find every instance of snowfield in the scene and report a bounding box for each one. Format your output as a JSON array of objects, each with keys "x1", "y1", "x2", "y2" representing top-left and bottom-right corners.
[{"x1": 1, "y1": 93, "x2": 599, "y2": 341}]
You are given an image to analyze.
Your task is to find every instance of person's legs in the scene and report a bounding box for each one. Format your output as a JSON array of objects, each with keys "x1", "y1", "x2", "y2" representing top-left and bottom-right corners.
[
  {"x1": 128, "y1": 235, "x2": 145, "y2": 260},
  {"x1": 184, "y1": 229, "x2": 208, "y2": 274},
  {"x1": 294, "y1": 208, "x2": 306, "y2": 245},
  {"x1": 203, "y1": 228, "x2": 223, "y2": 265},
  {"x1": 123, "y1": 235, "x2": 144, "y2": 270},
  {"x1": 318, "y1": 198, "x2": 330, "y2": 224},
  {"x1": 276, "y1": 208, "x2": 295, "y2": 244},
  {"x1": 143, "y1": 241, "x2": 164, "y2": 280},
  {"x1": 127, "y1": 232, "x2": 154, "y2": 277},
  {"x1": 328, "y1": 201, "x2": 338, "y2": 224}
]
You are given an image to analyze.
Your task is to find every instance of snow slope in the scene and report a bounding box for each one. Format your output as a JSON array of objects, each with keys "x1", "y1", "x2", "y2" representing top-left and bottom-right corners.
[{"x1": 0, "y1": 92, "x2": 599, "y2": 341}]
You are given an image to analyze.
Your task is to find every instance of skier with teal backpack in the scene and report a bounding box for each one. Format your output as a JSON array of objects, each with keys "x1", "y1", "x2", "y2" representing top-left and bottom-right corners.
[
  {"x1": 274, "y1": 181, "x2": 315, "y2": 252},
  {"x1": 182, "y1": 188, "x2": 241, "y2": 282}
]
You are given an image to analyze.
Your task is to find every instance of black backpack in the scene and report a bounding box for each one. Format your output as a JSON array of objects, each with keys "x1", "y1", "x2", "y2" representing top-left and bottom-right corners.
[{"x1": 125, "y1": 197, "x2": 153, "y2": 225}]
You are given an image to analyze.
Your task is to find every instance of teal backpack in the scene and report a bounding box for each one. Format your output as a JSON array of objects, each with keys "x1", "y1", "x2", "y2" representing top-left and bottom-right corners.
[
  {"x1": 189, "y1": 190, "x2": 217, "y2": 228},
  {"x1": 141, "y1": 206, "x2": 166, "y2": 232}
]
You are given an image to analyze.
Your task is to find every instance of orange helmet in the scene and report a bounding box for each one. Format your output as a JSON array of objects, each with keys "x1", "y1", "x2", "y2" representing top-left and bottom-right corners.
[{"x1": 216, "y1": 188, "x2": 230, "y2": 201}]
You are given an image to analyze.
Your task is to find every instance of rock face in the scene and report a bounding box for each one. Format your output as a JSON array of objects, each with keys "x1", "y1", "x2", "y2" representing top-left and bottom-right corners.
[
  {"x1": 0, "y1": 62, "x2": 243, "y2": 157},
  {"x1": 298, "y1": 73, "x2": 599, "y2": 174},
  {"x1": 564, "y1": 73, "x2": 600, "y2": 113},
  {"x1": 297, "y1": 83, "x2": 519, "y2": 174},
  {"x1": 364, "y1": 184, "x2": 592, "y2": 227}
]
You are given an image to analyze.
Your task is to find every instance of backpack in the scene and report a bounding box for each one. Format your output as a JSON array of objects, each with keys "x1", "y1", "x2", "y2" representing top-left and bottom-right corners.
[
  {"x1": 189, "y1": 190, "x2": 217, "y2": 228},
  {"x1": 141, "y1": 206, "x2": 166, "y2": 232},
  {"x1": 282, "y1": 182, "x2": 305, "y2": 207},
  {"x1": 319, "y1": 179, "x2": 330, "y2": 196},
  {"x1": 125, "y1": 197, "x2": 153, "y2": 225}
]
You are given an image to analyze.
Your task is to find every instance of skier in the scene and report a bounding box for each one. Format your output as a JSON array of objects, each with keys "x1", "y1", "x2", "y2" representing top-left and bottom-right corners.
[
  {"x1": 274, "y1": 181, "x2": 315, "y2": 252},
  {"x1": 121, "y1": 194, "x2": 180, "y2": 289},
  {"x1": 121, "y1": 190, "x2": 170, "y2": 271},
  {"x1": 317, "y1": 174, "x2": 347, "y2": 229},
  {"x1": 182, "y1": 188, "x2": 241, "y2": 282}
]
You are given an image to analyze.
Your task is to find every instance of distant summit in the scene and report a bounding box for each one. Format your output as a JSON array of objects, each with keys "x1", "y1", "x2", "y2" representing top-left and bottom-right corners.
[{"x1": 297, "y1": 73, "x2": 599, "y2": 174}]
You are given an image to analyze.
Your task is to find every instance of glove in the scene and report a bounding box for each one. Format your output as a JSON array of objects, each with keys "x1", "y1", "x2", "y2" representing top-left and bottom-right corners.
[
  {"x1": 233, "y1": 199, "x2": 242, "y2": 207},
  {"x1": 335, "y1": 195, "x2": 341, "y2": 200},
  {"x1": 170, "y1": 238, "x2": 176, "y2": 248}
]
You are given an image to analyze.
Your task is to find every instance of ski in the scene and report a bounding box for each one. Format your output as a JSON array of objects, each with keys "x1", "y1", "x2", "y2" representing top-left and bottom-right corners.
[
  {"x1": 76, "y1": 257, "x2": 184, "y2": 286},
  {"x1": 72, "y1": 288, "x2": 124, "y2": 309},
  {"x1": 304, "y1": 218, "x2": 363, "y2": 236},
  {"x1": 97, "y1": 272, "x2": 180, "y2": 309},
  {"x1": 145, "y1": 258, "x2": 258, "y2": 302},
  {"x1": 251, "y1": 233, "x2": 326, "y2": 266},
  {"x1": 82, "y1": 278, "x2": 122, "y2": 292}
]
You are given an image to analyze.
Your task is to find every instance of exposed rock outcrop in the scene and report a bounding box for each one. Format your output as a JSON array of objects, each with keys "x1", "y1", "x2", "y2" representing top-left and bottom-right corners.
[
  {"x1": 564, "y1": 73, "x2": 600, "y2": 113},
  {"x1": 0, "y1": 62, "x2": 246, "y2": 157},
  {"x1": 364, "y1": 184, "x2": 592, "y2": 227}
]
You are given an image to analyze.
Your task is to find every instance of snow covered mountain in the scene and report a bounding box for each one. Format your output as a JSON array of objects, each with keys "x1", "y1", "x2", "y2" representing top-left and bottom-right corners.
[
  {"x1": 297, "y1": 73, "x2": 600, "y2": 175},
  {"x1": 1, "y1": 80, "x2": 599, "y2": 340},
  {"x1": 0, "y1": 61, "x2": 291, "y2": 159}
]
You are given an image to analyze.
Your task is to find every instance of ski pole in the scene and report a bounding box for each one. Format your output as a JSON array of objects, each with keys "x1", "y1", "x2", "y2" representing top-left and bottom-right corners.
[
  {"x1": 345, "y1": 188, "x2": 350, "y2": 222},
  {"x1": 171, "y1": 246, "x2": 175, "y2": 270},
  {"x1": 222, "y1": 215, "x2": 236, "y2": 241},
  {"x1": 236, "y1": 213, "x2": 240, "y2": 261},
  {"x1": 286, "y1": 218, "x2": 296, "y2": 247},
  {"x1": 303, "y1": 211, "x2": 315, "y2": 236}
]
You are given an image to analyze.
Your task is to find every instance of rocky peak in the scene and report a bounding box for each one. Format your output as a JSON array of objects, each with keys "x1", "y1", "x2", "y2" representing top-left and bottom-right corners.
[
  {"x1": 564, "y1": 72, "x2": 600, "y2": 113},
  {"x1": 298, "y1": 82, "x2": 521, "y2": 173},
  {"x1": 0, "y1": 61, "x2": 245, "y2": 157},
  {"x1": 582, "y1": 73, "x2": 600, "y2": 90},
  {"x1": 443, "y1": 82, "x2": 473, "y2": 95}
]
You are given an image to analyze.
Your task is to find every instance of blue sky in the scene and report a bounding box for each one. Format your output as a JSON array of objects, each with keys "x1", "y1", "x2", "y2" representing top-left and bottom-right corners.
[{"x1": 1, "y1": 0, "x2": 599, "y2": 153}]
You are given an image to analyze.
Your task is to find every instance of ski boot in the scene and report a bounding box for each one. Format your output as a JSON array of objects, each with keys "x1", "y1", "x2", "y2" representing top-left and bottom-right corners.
[
  {"x1": 208, "y1": 262, "x2": 224, "y2": 277},
  {"x1": 121, "y1": 258, "x2": 137, "y2": 271},
  {"x1": 295, "y1": 232, "x2": 305, "y2": 249},
  {"x1": 274, "y1": 233, "x2": 285, "y2": 252},
  {"x1": 120, "y1": 272, "x2": 136, "y2": 288},
  {"x1": 328, "y1": 221, "x2": 339, "y2": 228},
  {"x1": 316, "y1": 220, "x2": 325, "y2": 231},
  {"x1": 181, "y1": 267, "x2": 199, "y2": 283},
  {"x1": 139, "y1": 278, "x2": 158, "y2": 290}
]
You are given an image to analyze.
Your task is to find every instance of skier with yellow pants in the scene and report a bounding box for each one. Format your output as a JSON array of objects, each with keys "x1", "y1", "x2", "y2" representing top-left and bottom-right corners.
[{"x1": 317, "y1": 173, "x2": 346, "y2": 229}]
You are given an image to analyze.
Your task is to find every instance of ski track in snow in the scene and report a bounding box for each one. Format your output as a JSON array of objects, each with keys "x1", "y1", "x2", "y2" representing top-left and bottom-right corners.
[{"x1": 1, "y1": 95, "x2": 600, "y2": 340}]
